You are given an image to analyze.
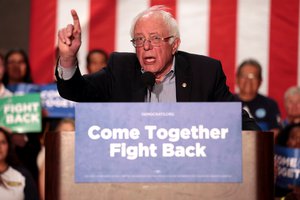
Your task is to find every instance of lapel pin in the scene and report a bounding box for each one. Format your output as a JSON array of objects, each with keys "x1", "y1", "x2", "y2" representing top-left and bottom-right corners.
[{"x1": 182, "y1": 83, "x2": 187, "y2": 88}]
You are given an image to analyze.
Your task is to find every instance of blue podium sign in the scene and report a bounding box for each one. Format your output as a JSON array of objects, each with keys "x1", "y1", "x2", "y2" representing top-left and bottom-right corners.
[{"x1": 75, "y1": 102, "x2": 242, "y2": 183}]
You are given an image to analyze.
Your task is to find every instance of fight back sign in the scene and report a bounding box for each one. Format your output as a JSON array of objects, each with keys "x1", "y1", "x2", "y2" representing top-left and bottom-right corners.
[
  {"x1": 0, "y1": 93, "x2": 42, "y2": 133},
  {"x1": 75, "y1": 103, "x2": 242, "y2": 183}
]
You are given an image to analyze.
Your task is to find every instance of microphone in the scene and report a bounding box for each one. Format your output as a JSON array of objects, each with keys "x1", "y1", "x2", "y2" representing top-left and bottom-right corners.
[
  {"x1": 141, "y1": 72, "x2": 155, "y2": 102},
  {"x1": 141, "y1": 71, "x2": 155, "y2": 91}
]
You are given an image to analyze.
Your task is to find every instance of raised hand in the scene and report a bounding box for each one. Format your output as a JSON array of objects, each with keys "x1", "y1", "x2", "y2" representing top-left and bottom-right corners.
[{"x1": 57, "y1": 9, "x2": 82, "y2": 67}]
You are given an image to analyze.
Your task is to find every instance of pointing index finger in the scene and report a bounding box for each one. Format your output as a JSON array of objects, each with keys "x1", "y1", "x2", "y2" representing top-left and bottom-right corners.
[{"x1": 71, "y1": 9, "x2": 81, "y2": 32}]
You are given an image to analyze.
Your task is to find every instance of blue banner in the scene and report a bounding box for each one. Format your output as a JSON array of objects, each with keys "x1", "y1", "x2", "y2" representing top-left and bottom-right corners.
[
  {"x1": 40, "y1": 83, "x2": 75, "y2": 118},
  {"x1": 275, "y1": 145, "x2": 300, "y2": 188},
  {"x1": 75, "y1": 102, "x2": 242, "y2": 183},
  {"x1": 7, "y1": 83, "x2": 40, "y2": 95}
]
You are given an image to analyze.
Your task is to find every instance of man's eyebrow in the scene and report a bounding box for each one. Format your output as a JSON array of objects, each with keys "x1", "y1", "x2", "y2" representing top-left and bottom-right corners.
[
  {"x1": 134, "y1": 32, "x2": 160, "y2": 36},
  {"x1": 133, "y1": 33, "x2": 144, "y2": 37},
  {"x1": 149, "y1": 32, "x2": 159, "y2": 35}
]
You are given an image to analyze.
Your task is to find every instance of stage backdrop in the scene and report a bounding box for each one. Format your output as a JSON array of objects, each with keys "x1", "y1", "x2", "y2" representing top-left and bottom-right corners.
[{"x1": 29, "y1": 0, "x2": 300, "y2": 117}]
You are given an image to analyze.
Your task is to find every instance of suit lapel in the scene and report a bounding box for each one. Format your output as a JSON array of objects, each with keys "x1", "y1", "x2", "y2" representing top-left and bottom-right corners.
[
  {"x1": 131, "y1": 60, "x2": 146, "y2": 102},
  {"x1": 132, "y1": 77, "x2": 146, "y2": 102},
  {"x1": 175, "y1": 53, "x2": 192, "y2": 102}
]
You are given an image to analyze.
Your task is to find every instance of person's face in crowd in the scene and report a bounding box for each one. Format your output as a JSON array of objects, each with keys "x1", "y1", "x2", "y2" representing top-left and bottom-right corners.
[
  {"x1": 285, "y1": 93, "x2": 300, "y2": 122},
  {"x1": 0, "y1": 131, "x2": 8, "y2": 164},
  {"x1": 87, "y1": 52, "x2": 107, "y2": 74},
  {"x1": 236, "y1": 64, "x2": 261, "y2": 100},
  {"x1": 0, "y1": 57, "x2": 4, "y2": 82},
  {"x1": 6, "y1": 52, "x2": 27, "y2": 84},
  {"x1": 287, "y1": 127, "x2": 300, "y2": 148},
  {"x1": 134, "y1": 13, "x2": 180, "y2": 80}
]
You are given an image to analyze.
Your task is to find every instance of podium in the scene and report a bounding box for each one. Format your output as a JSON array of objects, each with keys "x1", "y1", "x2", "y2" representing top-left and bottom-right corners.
[{"x1": 45, "y1": 131, "x2": 274, "y2": 200}]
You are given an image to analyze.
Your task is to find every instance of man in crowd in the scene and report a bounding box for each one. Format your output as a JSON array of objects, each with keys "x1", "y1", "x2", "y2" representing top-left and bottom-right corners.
[
  {"x1": 235, "y1": 59, "x2": 281, "y2": 132},
  {"x1": 55, "y1": 6, "x2": 259, "y2": 130},
  {"x1": 283, "y1": 86, "x2": 300, "y2": 126},
  {"x1": 86, "y1": 49, "x2": 108, "y2": 74}
]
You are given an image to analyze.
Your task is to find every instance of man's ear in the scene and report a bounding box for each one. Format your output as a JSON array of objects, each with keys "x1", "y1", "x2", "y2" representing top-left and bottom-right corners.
[
  {"x1": 172, "y1": 38, "x2": 181, "y2": 55},
  {"x1": 258, "y1": 79, "x2": 262, "y2": 88}
]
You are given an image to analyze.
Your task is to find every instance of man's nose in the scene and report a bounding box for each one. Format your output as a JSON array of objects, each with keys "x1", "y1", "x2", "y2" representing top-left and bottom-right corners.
[{"x1": 143, "y1": 40, "x2": 152, "y2": 51}]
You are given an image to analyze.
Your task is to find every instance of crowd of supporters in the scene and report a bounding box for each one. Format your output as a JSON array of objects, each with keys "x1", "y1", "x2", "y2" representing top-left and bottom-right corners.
[
  {"x1": 0, "y1": 48, "x2": 300, "y2": 199},
  {"x1": 0, "y1": 48, "x2": 107, "y2": 200}
]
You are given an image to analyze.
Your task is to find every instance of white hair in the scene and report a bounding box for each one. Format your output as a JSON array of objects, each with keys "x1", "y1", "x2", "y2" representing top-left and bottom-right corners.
[
  {"x1": 284, "y1": 86, "x2": 300, "y2": 100},
  {"x1": 130, "y1": 5, "x2": 180, "y2": 44}
]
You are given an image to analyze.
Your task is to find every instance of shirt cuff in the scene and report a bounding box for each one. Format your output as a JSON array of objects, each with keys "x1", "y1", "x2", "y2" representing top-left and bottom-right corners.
[{"x1": 57, "y1": 59, "x2": 77, "y2": 80}]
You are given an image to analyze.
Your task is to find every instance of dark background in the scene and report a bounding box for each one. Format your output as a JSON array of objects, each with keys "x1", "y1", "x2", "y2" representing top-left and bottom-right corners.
[{"x1": 0, "y1": 0, "x2": 30, "y2": 55}]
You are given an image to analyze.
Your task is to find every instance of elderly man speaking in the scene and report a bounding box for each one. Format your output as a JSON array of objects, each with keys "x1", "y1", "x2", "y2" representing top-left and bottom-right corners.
[{"x1": 55, "y1": 5, "x2": 259, "y2": 130}]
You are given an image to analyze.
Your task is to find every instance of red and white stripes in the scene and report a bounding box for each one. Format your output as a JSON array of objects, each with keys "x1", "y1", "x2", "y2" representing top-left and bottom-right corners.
[{"x1": 29, "y1": 0, "x2": 300, "y2": 117}]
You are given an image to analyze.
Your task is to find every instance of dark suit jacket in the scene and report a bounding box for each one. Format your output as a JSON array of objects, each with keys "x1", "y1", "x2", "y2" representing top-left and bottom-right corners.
[{"x1": 56, "y1": 51, "x2": 260, "y2": 130}]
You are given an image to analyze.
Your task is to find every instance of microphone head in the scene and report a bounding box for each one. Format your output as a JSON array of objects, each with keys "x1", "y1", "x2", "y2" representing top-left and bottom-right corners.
[{"x1": 141, "y1": 71, "x2": 155, "y2": 89}]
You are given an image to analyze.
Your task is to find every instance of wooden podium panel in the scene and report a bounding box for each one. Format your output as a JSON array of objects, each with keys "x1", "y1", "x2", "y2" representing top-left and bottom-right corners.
[{"x1": 45, "y1": 131, "x2": 274, "y2": 200}]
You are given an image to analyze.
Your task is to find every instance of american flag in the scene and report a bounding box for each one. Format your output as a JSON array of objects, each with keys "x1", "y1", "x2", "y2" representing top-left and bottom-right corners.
[{"x1": 29, "y1": 0, "x2": 300, "y2": 118}]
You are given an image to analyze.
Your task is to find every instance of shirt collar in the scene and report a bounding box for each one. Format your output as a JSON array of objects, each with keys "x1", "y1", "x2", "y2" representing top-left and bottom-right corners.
[{"x1": 161, "y1": 57, "x2": 175, "y2": 83}]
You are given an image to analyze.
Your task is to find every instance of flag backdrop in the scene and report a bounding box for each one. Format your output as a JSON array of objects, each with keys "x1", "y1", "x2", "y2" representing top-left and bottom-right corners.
[{"x1": 29, "y1": 0, "x2": 300, "y2": 118}]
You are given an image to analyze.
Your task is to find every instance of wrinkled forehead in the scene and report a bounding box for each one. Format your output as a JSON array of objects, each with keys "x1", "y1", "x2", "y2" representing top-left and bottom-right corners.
[
  {"x1": 286, "y1": 93, "x2": 300, "y2": 101},
  {"x1": 240, "y1": 64, "x2": 260, "y2": 74},
  {"x1": 134, "y1": 12, "x2": 169, "y2": 35}
]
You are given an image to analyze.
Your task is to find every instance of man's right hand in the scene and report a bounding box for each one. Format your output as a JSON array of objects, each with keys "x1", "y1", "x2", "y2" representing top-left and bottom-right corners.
[{"x1": 57, "y1": 9, "x2": 82, "y2": 68}]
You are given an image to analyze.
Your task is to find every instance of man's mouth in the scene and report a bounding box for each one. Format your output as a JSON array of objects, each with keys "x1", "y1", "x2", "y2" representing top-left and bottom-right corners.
[{"x1": 143, "y1": 56, "x2": 156, "y2": 65}]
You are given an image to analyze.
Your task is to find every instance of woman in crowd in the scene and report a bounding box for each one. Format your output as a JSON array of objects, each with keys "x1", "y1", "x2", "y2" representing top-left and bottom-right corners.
[
  {"x1": 276, "y1": 123, "x2": 300, "y2": 199},
  {"x1": 277, "y1": 123, "x2": 300, "y2": 147},
  {"x1": 3, "y1": 49, "x2": 41, "y2": 184},
  {"x1": 0, "y1": 127, "x2": 39, "y2": 200},
  {"x1": 3, "y1": 49, "x2": 32, "y2": 85}
]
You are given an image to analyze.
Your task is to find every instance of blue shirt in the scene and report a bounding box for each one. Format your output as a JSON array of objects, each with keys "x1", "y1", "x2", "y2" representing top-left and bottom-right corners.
[{"x1": 146, "y1": 58, "x2": 176, "y2": 102}]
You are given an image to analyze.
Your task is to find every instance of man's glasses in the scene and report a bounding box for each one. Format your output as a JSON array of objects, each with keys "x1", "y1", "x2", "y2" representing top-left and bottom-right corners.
[
  {"x1": 238, "y1": 73, "x2": 260, "y2": 81},
  {"x1": 131, "y1": 35, "x2": 174, "y2": 47}
]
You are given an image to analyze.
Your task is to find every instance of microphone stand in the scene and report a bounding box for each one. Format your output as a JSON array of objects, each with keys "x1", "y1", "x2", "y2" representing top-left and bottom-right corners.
[
  {"x1": 146, "y1": 86, "x2": 152, "y2": 102},
  {"x1": 141, "y1": 71, "x2": 155, "y2": 102}
]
